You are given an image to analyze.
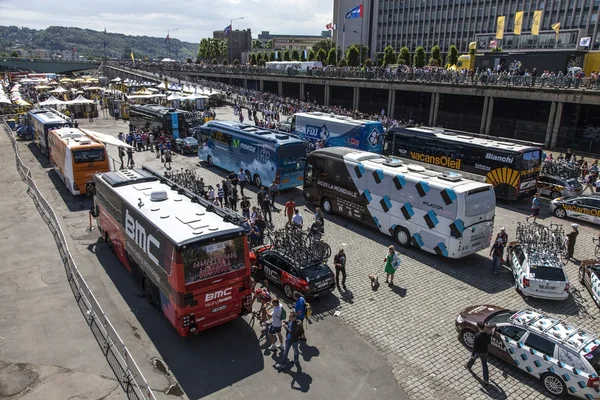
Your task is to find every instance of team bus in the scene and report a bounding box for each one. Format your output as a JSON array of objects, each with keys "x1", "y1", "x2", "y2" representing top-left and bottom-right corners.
[
  {"x1": 129, "y1": 104, "x2": 190, "y2": 138},
  {"x1": 384, "y1": 126, "x2": 543, "y2": 201},
  {"x1": 303, "y1": 148, "x2": 496, "y2": 259},
  {"x1": 198, "y1": 120, "x2": 307, "y2": 189},
  {"x1": 30, "y1": 109, "x2": 72, "y2": 156},
  {"x1": 92, "y1": 167, "x2": 253, "y2": 336},
  {"x1": 47, "y1": 128, "x2": 110, "y2": 195},
  {"x1": 288, "y1": 112, "x2": 384, "y2": 152}
]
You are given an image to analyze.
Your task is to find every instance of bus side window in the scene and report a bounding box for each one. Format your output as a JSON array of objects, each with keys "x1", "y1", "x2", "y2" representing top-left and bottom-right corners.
[
  {"x1": 200, "y1": 128, "x2": 211, "y2": 144},
  {"x1": 305, "y1": 163, "x2": 314, "y2": 184}
]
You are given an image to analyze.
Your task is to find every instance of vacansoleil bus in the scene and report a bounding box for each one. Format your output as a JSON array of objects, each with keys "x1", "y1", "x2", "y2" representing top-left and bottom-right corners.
[
  {"x1": 30, "y1": 108, "x2": 72, "y2": 156},
  {"x1": 92, "y1": 167, "x2": 253, "y2": 336},
  {"x1": 384, "y1": 125, "x2": 543, "y2": 201},
  {"x1": 287, "y1": 112, "x2": 385, "y2": 152},
  {"x1": 198, "y1": 120, "x2": 307, "y2": 189},
  {"x1": 48, "y1": 128, "x2": 110, "y2": 195},
  {"x1": 303, "y1": 147, "x2": 496, "y2": 259}
]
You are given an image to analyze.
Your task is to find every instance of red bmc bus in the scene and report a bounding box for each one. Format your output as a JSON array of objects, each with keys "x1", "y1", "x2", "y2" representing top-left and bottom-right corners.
[{"x1": 92, "y1": 167, "x2": 253, "y2": 336}]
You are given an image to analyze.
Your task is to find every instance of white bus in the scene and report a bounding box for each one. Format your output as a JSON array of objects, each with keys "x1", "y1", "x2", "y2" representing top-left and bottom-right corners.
[
  {"x1": 303, "y1": 147, "x2": 496, "y2": 259},
  {"x1": 265, "y1": 61, "x2": 322, "y2": 71}
]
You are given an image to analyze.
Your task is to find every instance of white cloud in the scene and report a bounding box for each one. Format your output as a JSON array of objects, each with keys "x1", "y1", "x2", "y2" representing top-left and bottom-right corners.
[{"x1": 1, "y1": 0, "x2": 334, "y2": 43}]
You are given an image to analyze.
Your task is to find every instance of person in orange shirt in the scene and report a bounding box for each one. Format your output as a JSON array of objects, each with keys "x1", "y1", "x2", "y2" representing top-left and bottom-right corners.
[{"x1": 284, "y1": 197, "x2": 296, "y2": 225}]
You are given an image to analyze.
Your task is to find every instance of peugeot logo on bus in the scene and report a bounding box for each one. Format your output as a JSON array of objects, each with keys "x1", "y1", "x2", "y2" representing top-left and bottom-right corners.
[{"x1": 125, "y1": 209, "x2": 161, "y2": 266}]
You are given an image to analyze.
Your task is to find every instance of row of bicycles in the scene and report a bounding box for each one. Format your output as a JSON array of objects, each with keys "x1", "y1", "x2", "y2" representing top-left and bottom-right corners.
[{"x1": 515, "y1": 221, "x2": 569, "y2": 264}]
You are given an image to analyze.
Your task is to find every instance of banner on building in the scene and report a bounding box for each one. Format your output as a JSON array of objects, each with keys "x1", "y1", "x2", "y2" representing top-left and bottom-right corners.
[
  {"x1": 496, "y1": 16, "x2": 505, "y2": 40},
  {"x1": 551, "y1": 22, "x2": 561, "y2": 38},
  {"x1": 580, "y1": 36, "x2": 591, "y2": 47},
  {"x1": 532, "y1": 10, "x2": 543, "y2": 36},
  {"x1": 489, "y1": 40, "x2": 498, "y2": 49},
  {"x1": 514, "y1": 11, "x2": 523, "y2": 35}
]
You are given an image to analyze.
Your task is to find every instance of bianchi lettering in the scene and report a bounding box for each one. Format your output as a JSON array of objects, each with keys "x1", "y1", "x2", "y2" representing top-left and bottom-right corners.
[
  {"x1": 423, "y1": 201, "x2": 443, "y2": 210},
  {"x1": 317, "y1": 180, "x2": 357, "y2": 198},
  {"x1": 475, "y1": 163, "x2": 491, "y2": 171},
  {"x1": 125, "y1": 209, "x2": 161, "y2": 266},
  {"x1": 486, "y1": 153, "x2": 514, "y2": 164},
  {"x1": 409, "y1": 152, "x2": 462, "y2": 169}
]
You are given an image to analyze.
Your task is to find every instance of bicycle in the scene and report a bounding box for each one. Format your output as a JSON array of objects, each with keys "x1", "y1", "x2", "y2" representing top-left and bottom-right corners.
[{"x1": 594, "y1": 237, "x2": 600, "y2": 259}]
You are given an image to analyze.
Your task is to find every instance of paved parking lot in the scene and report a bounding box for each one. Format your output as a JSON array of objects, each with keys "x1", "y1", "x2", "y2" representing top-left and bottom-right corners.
[{"x1": 17, "y1": 107, "x2": 600, "y2": 400}]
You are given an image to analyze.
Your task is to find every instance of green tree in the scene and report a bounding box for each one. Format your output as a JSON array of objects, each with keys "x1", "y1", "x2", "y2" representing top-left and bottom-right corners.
[
  {"x1": 233, "y1": 58, "x2": 240, "y2": 65},
  {"x1": 208, "y1": 38, "x2": 221, "y2": 59},
  {"x1": 269, "y1": 51, "x2": 276, "y2": 61},
  {"x1": 219, "y1": 39, "x2": 228, "y2": 60},
  {"x1": 382, "y1": 45, "x2": 396, "y2": 67},
  {"x1": 256, "y1": 52, "x2": 263, "y2": 65},
  {"x1": 212, "y1": 58, "x2": 218, "y2": 65},
  {"x1": 197, "y1": 38, "x2": 209, "y2": 59},
  {"x1": 398, "y1": 46, "x2": 410, "y2": 65},
  {"x1": 346, "y1": 45, "x2": 360, "y2": 66},
  {"x1": 10, "y1": 51, "x2": 19, "y2": 57},
  {"x1": 291, "y1": 49, "x2": 300, "y2": 61},
  {"x1": 250, "y1": 53, "x2": 257, "y2": 65},
  {"x1": 364, "y1": 58, "x2": 374, "y2": 67},
  {"x1": 414, "y1": 46, "x2": 426, "y2": 68},
  {"x1": 348, "y1": 42, "x2": 369, "y2": 63},
  {"x1": 338, "y1": 58, "x2": 347, "y2": 67},
  {"x1": 448, "y1": 44, "x2": 459, "y2": 66},
  {"x1": 312, "y1": 39, "x2": 336, "y2": 56},
  {"x1": 283, "y1": 49, "x2": 290, "y2": 61},
  {"x1": 326, "y1": 47, "x2": 337, "y2": 66},
  {"x1": 222, "y1": 59, "x2": 229, "y2": 65},
  {"x1": 308, "y1": 49, "x2": 315, "y2": 61},
  {"x1": 316, "y1": 48, "x2": 327, "y2": 63},
  {"x1": 252, "y1": 39, "x2": 262, "y2": 50},
  {"x1": 265, "y1": 39, "x2": 274, "y2": 49},
  {"x1": 430, "y1": 45, "x2": 442, "y2": 66}
]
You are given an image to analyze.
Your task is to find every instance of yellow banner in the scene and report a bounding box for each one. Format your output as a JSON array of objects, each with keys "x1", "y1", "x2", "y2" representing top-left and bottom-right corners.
[
  {"x1": 532, "y1": 10, "x2": 543, "y2": 36},
  {"x1": 552, "y1": 22, "x2": 561, "y2": 36},
  {"x1": 130, "y1": 52, "x2": 135, "y2": 62},
  {"x1": 496, "y1": 16, "x2": 505, "y2": 40},
  {"x1": 468, "y1": 42, "x2": 477, "y2": 50},
  {"x1": 514, "y1": 11, "x2": 523, "y2": 35}
]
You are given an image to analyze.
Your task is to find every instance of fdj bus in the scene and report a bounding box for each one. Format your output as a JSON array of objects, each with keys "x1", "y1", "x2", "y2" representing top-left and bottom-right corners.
[
  {"x1": 92, "y1": 167, "x2": 253, "y2": 336},
  {"x1": 198, "y1": 121, "x2": 307, "y2": 189},
  {"x1": 304, "y1": 148, "x2": 496, "y2": 258},
  {"x1": 290, "y1": 112, "x2": 384, "y2": 152},
  {"x1": 384, "y1": 126, "x2": 543, "y2": 201},
  {"x1": 30, "y1": 109, "x2": 72, "y2": 156},
  {"x1": 129, "y1": 104, "x2": 189, "y2": 138}
]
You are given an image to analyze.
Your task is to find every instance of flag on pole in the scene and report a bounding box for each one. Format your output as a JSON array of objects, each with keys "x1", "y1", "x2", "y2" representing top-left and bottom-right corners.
[
  {"x1": 345, "y1": 4, "x2": 363, "y2": 19},
  {"x1": 580, "y1": 36, "x2": 591, "y2": 47},
  {"x1": 224, "y1": 25, "x2": 232, "y2": 34},
  {"x1": 551, "y1": 22, "x2": 561, "y2": 38},
  {"x1": 532, "y1": 10, "x2": 543, "y2": 36},
  {"x1": 326, "y1": 23, "x2": 337, "y2": 30},
  {"x1": 130, "y1": 52, "x2": 135, "y2": 62},
  {"x1": 514, "y1": 11, "x2": 523, "y2": 35},
  {"x1": 164, "y1": 34, "x2": 170, "y2": 42},
  {"x1": 489, "y1": 40, "x2": 498, "y2": 49},
  {"x1": 496, "y1": 16, "x2": 505, "y2": 39},
  {"x1": 103, "y1": 28, "x2": 107, "y2": 50},
  {"x1": 468, "y1": 42, "x2": 477, "y2": 50}
]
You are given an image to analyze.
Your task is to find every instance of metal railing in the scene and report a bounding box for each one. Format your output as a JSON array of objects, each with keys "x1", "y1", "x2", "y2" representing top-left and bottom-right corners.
[{"x1": 2, "y1": 121, "x2": 156, "y2": 400}]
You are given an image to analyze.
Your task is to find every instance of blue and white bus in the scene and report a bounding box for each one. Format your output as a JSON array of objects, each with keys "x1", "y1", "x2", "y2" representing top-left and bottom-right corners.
[
  {"x1": 289, "y1": 112, "x2": 385, "y2": 152},
  {"x1": 198, "y1": 121, "x2": 307, "y2": 189},
  {"x1": 30, "y1": 109, "x2": 72, "y2": 156}
]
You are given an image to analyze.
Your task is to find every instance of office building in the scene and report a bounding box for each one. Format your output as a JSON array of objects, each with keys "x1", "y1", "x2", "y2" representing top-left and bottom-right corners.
[
  {"x1": 213, "y1": 29, "x2": 252, "y2": 63},
  {"x1": 257, "y1": 31, "x2": 332, "y2": 51},
  {"x1": 333, "y1": 0, "x2": 600, "y2": 57}
]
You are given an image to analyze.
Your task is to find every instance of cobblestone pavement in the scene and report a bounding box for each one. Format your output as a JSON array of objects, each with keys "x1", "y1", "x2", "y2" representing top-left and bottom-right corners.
[{"x1": 55, "y1": 108, "x2": 600, "y2": 399}]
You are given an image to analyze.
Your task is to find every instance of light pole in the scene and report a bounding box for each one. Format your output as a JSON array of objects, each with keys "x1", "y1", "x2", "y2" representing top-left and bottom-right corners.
[
  {"x1": 167, "y1": 28, "x2": 178, "y2": 59},
  {"x1": 353, "y1": 29, "x2": 363, "y2": 66},
  {"x1": 229, "y1": 17, "x2": 244, "y2": 64}
]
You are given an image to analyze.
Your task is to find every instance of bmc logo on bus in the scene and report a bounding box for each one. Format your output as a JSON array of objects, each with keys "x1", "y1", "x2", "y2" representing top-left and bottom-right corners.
[
  {"x1": 124, "y1": 209, "x2": 161, "y2": 266},
  {"x1": 205, "y1": 287, "x2": 233, "y2": 302}
]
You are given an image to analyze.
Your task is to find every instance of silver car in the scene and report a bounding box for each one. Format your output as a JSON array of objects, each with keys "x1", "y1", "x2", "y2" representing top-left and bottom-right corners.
[{"x1": 537, "y1": 175, "x2": 583, "y2": 199}]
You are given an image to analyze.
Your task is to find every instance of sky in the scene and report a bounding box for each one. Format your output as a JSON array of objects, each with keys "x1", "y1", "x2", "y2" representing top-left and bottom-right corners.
[{"x1": 1, "y1": 0, "x2": 335, "y2": 43}]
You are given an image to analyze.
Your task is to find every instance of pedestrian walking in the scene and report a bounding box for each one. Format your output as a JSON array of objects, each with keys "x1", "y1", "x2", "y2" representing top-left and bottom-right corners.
[
  {"x1": 261, "y1": 193, "x2": 272, "y2": 223},
  {"x1": 163, "y1": 148, "x2": 172, "y2": 169},
  {"x1": 222, "y1": 180, "x2": 230, "y2": 208},
  {"x1": 216, "y1": 183, "x2": 224, "y2": 207},
  {"x1": 526, "y1": 193, "x2": 541, "y2": 222},
  {"x1": 238, "y1": 168, "x2": 247, "y2": 196},
  {"x1": 241, "y1": 197, "x2": 251, "y2": 219},
  {"x1": 465, "y1": 322, "x2": 496, "y2": 385},
  {"x1": 230, "y1": 186, "x2": 238, "y2": 211},
  {"x1": 293, "y1": 292, "x2": 307, "y2": 341},
  {"x1": 275, "y1": 311, "x2": 301, "y2": 370},
  {"x1": 595, "y1": 177, "x2": 600, "y2": 193},
  {"x1": 567, "y1": 223, "x2": 579, "y2": 260},
  {"x1": 118, "y1": 147, "x2": 125, "y2": 170},
  {"x1": 489, "y1": 239, "x2": 504, "y2": 275},
  {"x1": 384, "y1": 245, "x2": 400, "y2": 285},
  {"x1": 584, "y1": 173, "x2": 595, "y2": 193},
  {"x1": 267, "y1": 298, "x2": 284, "y2": 351},
  {"x1": 257, "y1": 187, "x2": 266, "y2": 207},
  {"x1": 334, "y1": 248, "x2": 347, "y2": 288},
  {"x1": 269, "y1": 180, "x2": 279, "y2": 210},
  {"x1": 285, "y1": 197, "x2": 296, "y2": 225},
  {"x1": 126, "y1": 147, "x2": 134, "y2": 168},
  {"x1": 314, "y1": 207, "x2": 325, "y2": 234}
]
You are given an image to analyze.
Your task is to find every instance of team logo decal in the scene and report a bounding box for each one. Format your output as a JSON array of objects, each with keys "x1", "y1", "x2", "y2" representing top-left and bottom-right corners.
[
  {"x1": 441, "y1": 188, "x2": 457, "y2": 205},
  {"x1": 393, "y1": 174, "x2": 406, "y2": 190},
  {"x1": 367, "y1": 129, "x2": 380, "y2": 148}
]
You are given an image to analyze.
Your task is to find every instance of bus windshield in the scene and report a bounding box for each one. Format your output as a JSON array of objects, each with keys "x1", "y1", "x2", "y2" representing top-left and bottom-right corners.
[
  {"x1": 521, "y1": 150, "x2": 541, "y2": 171},
  {"x1": 73, "y1": 148, "x2": 106, "y2": 164},
  {"x1": 278, "y1": 144, "x2": 306, "y2": 170},
  {"x1": 465, "y1": 188, "x2": 495, "y2": 217},
  {"x1": 183, "y1": 237, "x2": 246, "y2": 285}
]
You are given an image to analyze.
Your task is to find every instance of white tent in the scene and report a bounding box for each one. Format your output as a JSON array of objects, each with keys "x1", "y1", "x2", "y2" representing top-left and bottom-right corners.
[
  {"x1": 81, "y1": 129, "x2": 134, "y2": 149},
  {"x1": 39, "y1": 96, "x2": 66, "y2": 106},
  {"x1": 111, "y1": 77, "x2": 122, "y2": 82},
  {"x1": 167, "y1": 93, "x2": 184, "y2": 101},
  {"x1": 49, "y1": 86, "x2": 67, "y2": 94},
  {"x1": 66, "y1": 95, "x2": 94, "y2": 105}
]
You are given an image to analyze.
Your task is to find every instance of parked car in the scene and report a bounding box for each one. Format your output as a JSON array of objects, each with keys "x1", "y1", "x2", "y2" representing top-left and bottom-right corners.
[
  {"x1": 537, "y1": 174, "x2": 583, "y2": 199},
  {"x1": 550, "y1": 194, "x2": 600, "y2": 225},
  {"x1": 174, "y1": 137, "x2": 199, "y2": 154},
  {"x1": 251, "y1": 246, "x2": 335, "y2": 299},
  {"x1": 507, "y1": 242, "x2": 569, "y2": 300},
  {"x1": 456, "y1": 305, "x2": 600, "y2": 398},
  {"x1": 579, "y1": 260, "x2": 600, "y2": 307}
]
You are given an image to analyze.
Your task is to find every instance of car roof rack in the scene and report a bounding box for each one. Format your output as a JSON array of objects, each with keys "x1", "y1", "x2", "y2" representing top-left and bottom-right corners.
[{"x1": 262, "y1": 227, "x2": 332, "y2": 267}]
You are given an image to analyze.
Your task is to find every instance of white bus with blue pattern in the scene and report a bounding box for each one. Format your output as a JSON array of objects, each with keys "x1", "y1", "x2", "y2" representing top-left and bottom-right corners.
[{"x1": 303, "y1": 148, "x2": 496, "y2": 259}]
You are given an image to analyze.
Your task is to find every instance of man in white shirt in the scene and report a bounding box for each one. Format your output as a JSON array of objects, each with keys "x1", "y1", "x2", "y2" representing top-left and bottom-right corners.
[
  {"x1": 238, "y1": 168, "x2": 247, "y2": 196},
  {"x1": 291, "y1": 209, "x2": 303, "y2": 228},
  {"x1": 268, "y1": 298, "x2": 284, "y2": 350}
]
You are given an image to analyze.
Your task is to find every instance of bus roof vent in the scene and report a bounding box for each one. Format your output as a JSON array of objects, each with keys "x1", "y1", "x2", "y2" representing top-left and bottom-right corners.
[
  {"x1": 407, "y1": 165, "x2": 426, "y2": 173},
  {"x1": 438, "y1": 171, "x2": 463, "y2": 181},
  {"x1": 457, "y1": 135, "x2": 473, "y2": 139},
  {"x1": 383, "y1": 158, "x2": 404, "y2": 167},
  {"x1": 275, "y1": 134, "x2": 289, "y2": 140},
  {"x1": 150, "y1": 189, "x2": 169, "y2": 202}
]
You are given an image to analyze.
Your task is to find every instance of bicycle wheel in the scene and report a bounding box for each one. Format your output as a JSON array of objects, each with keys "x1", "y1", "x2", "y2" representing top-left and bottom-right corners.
[{"x1": 595, "y1": 245, "x2": 600, "y2": 259}]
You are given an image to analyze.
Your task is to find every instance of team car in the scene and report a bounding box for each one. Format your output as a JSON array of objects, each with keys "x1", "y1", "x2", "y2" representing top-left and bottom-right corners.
[
  {"x1": 174, "y1": 137, "x2": 199, "y2": 154},
  {"x1": 456, "y1": 305, "x2": 600, "y2": 398},
  {"x1": 579, "y1": 260, "x2": 600, "y2": 307},
  {"x1": 250, "y1": 246, "x2": 335, "y2": 299},
  {"x1": 550, "y1": 194, "x2": 600, "y2": 225},
  {"x1": 536, "y1": 174, "x2": 583, "y2": 199},
  {"x1": 507, "y1": 242, "x2": 570, "y2": 300}
]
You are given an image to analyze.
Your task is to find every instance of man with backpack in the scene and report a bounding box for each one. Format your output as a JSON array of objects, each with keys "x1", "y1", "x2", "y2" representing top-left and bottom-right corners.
[
  {"x1": 268, "y1": 298, "x2": 285, "y2": 351},
  {"x1": 275, "y1": 311, "x2": 302, "y2": 370},
  {"x1": 293, "y1": 292, "x2": 308, "y2": 341}
]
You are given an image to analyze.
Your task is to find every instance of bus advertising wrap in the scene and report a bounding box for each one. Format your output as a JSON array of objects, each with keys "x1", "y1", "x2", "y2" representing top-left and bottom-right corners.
[{"x1": 183, "y1": 237, "x2": 246, "y2": 285}]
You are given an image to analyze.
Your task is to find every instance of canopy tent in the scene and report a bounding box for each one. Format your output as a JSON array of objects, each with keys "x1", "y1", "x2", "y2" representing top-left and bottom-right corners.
[
  {"x1": 167, "y1": 93, "x2": 184, "y2": 101},
  {"x1": 39, "y1": 96, "x2": 66, "y2": 106},
  {"x1": 15, "y1": 99, "x2": 31, "y2": 106},
  {"x1": 80, "y1": 129, "x2": 134, "y2": 149},
  {"x1": 66, "y1": 95, "x2": 94, "y2": 105},
  {"x1": 49, "y1": 86, "x2": 68, "y2": 94},
  {"x1": 133, "y1": 87, "x2": 153, "y2": 95},
  {"x1": 35, "y1": 85, "x2": 53, "y2": 90},
  {"x1": 110, "y1": 77, "x2": 122, "y2": 83},
  {"x1": 83, "y1": 86, "x2": 103, "y2": 91},
  {"x1": 183, "y1": 93, "x2": 209, "y2": 100},
  {"x1": 126, "y1": 94, "x2": 166, "y2": 100}
]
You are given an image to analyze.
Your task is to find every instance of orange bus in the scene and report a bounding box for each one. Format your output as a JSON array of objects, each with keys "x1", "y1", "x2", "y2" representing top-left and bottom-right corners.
[{"x1": 48, "y1": 127, "x2": 111, "y2": 195}]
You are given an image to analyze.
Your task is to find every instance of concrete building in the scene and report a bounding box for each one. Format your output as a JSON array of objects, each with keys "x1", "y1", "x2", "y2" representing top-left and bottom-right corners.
[
  {"x1": 333, "y1": 0, "x2": 600, "y2": 57},
  {"x1": 213, "y1": 29, "x2": 252, "y2": 63},
  {"x1": 257, "y1": 31, "x2": 332, "y2": 51}
]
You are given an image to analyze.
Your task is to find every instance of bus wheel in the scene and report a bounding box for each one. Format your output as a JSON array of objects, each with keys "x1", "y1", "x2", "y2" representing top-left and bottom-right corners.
[
  {"x1": 143, "y1": 277, "x2": 158, "y2": 307},
  {"x1": 206, "y1": 155, "x2": 213, "y2": 167},
  {"x1": 245, "y1": 170, "x2": 251, "y2": 183},
  {"x1": 394, "y1": 226, "x2": 412, "y2": 248},
  {"x1": 321, "y1": 197, "x2": 333, "y2": 214},
  {"x1": 253, "y1": 174, "x2": 262, "y2": 187}
]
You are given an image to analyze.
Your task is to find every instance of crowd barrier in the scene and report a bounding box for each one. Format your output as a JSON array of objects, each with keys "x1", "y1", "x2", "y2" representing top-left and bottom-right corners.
[{"x1": 2, "y1": 120, "x2": 156, "y2": 400}]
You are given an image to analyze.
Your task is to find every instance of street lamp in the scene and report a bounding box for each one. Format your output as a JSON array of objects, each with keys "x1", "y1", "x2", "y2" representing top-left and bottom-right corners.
[
  {"x1": 229, "y1": 17, "x2": 244, "y2": 64},
  {"x1": 167, "y1": 28, "x2": 178, "y2": 59},
  {"x1": 353, "y1": 29, "x2": 363, "y2": 66}
]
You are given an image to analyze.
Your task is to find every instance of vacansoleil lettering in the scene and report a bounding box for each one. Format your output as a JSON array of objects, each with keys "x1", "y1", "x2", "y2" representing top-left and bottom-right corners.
[{"x1": 409, "y1": 152, "x2": 462, "y2": 169}]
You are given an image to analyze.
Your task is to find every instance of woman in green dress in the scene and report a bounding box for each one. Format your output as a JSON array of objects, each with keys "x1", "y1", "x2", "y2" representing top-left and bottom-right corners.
[{"x1": 384, "y1": 245, "x2": 397, "y2": 285}]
